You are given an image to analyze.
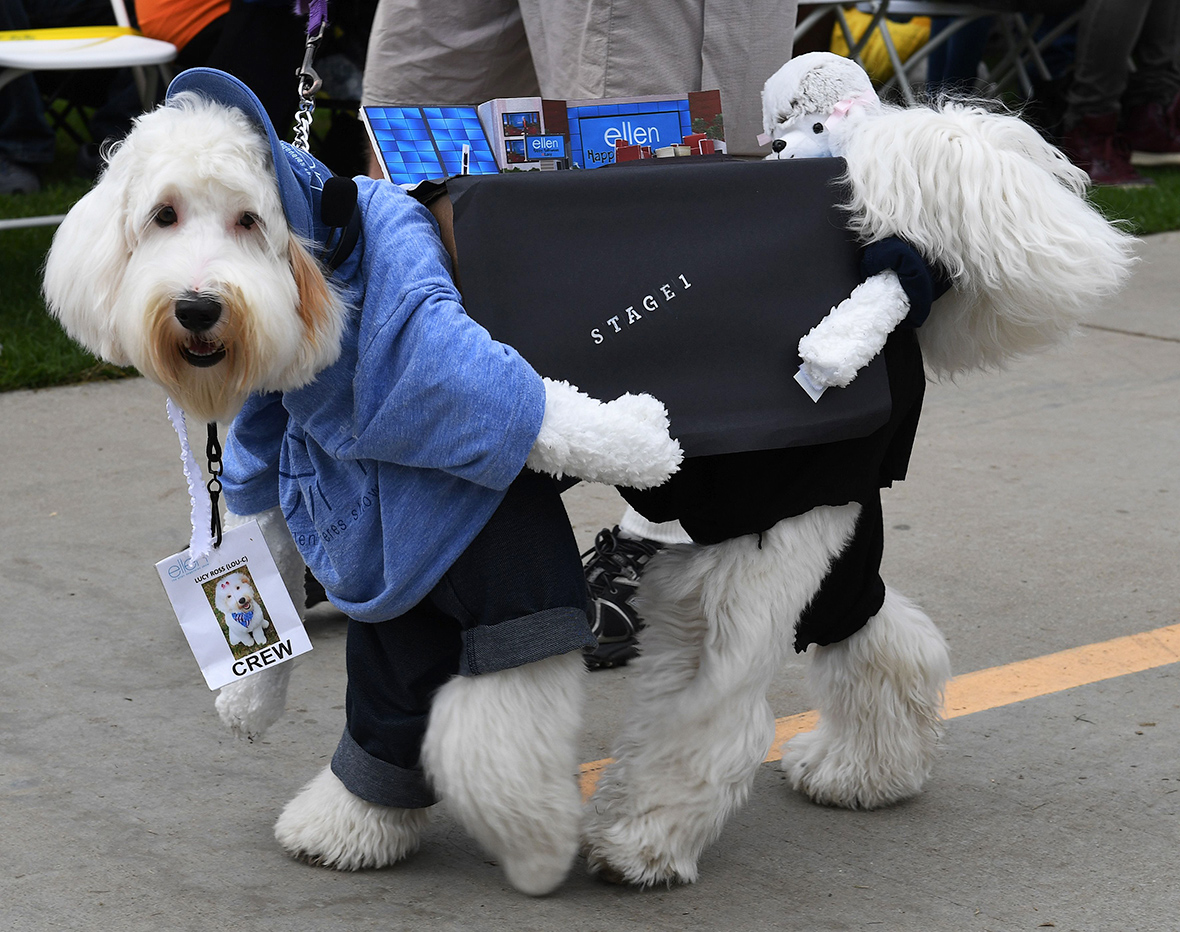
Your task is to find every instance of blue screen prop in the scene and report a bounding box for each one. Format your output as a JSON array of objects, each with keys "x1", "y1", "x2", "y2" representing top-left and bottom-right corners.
[{"x1": 364, "y1": 106, "x2": 500, "y2": 185}]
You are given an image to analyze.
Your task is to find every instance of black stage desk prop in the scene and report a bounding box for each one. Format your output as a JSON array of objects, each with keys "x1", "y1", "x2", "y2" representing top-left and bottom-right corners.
[{"x1": 445, "y1": 157, "x2": 888, "y2": 458}]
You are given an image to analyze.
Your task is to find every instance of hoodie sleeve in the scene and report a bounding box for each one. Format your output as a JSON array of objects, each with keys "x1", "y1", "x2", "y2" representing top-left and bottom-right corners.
[
  {"x1": 335, "y1": 181, "x2": 546, "y2": 491},
  {"x1": 221, "y1": 391, "x2": 289, "y2": 514}
]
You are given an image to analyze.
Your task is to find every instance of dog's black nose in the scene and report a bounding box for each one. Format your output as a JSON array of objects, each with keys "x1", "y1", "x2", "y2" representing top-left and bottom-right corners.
[
  {"x1": 772, "y1": 138, "x2": 786, "y2": 153},
  {"x1": 175, "y1": 294, "x2": 222, "y2": 332}
]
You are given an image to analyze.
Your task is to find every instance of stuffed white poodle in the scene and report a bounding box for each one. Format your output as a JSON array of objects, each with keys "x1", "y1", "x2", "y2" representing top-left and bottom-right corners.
[{"x1": 582, "y1": 52, "x2": 1136, "y2": 887}]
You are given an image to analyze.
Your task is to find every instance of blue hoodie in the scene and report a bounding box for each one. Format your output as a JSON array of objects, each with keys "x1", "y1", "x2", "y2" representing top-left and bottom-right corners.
[{"x1": 168, "y1": 70, "x2": 546, "y2": 622}]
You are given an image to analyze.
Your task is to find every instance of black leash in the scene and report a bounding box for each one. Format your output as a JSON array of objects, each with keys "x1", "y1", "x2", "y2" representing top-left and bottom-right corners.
[{"x1": 206, "y1": 422, "x2": 223, "y2": 548}]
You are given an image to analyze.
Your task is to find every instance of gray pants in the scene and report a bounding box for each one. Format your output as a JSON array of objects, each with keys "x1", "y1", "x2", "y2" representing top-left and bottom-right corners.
[
  {"x1": 361, "y1": 0, "x2": 798, "y2": 157},
  {"x1": 1066, "y1": 0, "x2": 1180, "y2": 124}
]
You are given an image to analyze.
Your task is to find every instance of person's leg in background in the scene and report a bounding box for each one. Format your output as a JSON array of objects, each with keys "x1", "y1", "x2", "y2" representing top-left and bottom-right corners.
[
  {"x1": 925, "y1": 16, "x2": 994, "y2": 97},
  {"x1": 1121, "y1": 0, "x2": 1180, "y2": 165},
  {"x1": 521, "y1": 0, "x2": 798, "y2": 157},
  {"x1": 1061, "y1": 0, "x2": 1154, "y2": 185},
  {"x1": 0, "y1": 0, "x2": 132, "y2": 190},
  {"x1": 581, "y1": 509, "x2": 691, "y2": 669},
  {"x1": 0, "y1": 0, "x2": 55, "y2": 192}
]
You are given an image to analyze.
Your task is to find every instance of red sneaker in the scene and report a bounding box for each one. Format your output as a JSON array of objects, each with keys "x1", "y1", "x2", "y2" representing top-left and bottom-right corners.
[
  {"x1": 1061, "y1": 112, "x2": 1155, "y2": 187},
  {"x1": 1124, "y1": 93, "x2": 1180, "y2": 166}
]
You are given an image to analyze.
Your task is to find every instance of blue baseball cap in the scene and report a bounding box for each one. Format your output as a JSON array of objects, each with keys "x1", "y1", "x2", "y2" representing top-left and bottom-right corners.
[{"x1": 165, "y1": 68, "x2": 333, "y2": 244}]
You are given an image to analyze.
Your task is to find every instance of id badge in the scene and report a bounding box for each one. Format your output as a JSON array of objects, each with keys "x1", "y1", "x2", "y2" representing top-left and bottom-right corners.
[{"x1": 155, "y1": 520, "x2": 312, "y2": 690}]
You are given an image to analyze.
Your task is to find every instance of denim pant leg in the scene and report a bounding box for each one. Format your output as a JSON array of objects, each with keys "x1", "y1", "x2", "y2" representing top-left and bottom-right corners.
[
  {"x1": 433, "y1": 468, "x2": 595, "y2": 677},
  {"x1": 332, "y1": 469, "x2": 595, "y2": 810},
  {"x1": 332, "y1": 601, "x2": 461, "y2": 809}
]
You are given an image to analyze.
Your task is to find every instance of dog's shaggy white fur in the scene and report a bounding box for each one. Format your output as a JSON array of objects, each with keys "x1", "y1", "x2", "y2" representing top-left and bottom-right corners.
[
  {"x1": 582, "y1": 53, "x2": 1137, "y2": 887},
  {"x1": 43, "y1": 89, "x2": 682, "y2": 896}
]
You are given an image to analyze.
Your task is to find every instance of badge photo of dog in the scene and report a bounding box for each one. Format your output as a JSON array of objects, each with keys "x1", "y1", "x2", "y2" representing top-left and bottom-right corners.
[
  {"x1": 579, "y1": 52, "x2": 1137, "y2": 886},
  {"x1": 213, "y1": 570, "x2": 271, "y2": 648},
  {"x1": 42, "y1": 68, "x2": 683, "y2": 896}
]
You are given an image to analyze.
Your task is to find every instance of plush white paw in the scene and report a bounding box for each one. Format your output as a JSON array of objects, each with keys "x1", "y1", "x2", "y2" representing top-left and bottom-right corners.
[
  {"x1": 798, "y1": 270, "x2": 910, "y2": 388},
  {"x1": 274, "y1": 765, "x2": 429, "y2": 870},
  {"x1": 525, "y1": 379, "x2": 682, "y2": 489},
  {"x1": 215, "y1": 663, "x2": 292, "y2": 740}
]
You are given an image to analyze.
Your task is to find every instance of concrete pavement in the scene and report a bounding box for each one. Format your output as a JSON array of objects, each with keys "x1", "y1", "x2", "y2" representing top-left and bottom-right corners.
[{"x1": 2, "y1": 233, "x2": 1178, "y2": 931}]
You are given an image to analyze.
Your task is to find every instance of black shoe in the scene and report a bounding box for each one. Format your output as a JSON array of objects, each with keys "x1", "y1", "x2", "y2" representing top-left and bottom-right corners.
[
  {"x1": 0, "y1": 154, "x2": 40, "y2": 194},
  {"x1": 581, "y1": 526, "x2": 661, "y2": 669},
  {"x1": 304, "y1": 567, "x2": 328, "y2": 609}
]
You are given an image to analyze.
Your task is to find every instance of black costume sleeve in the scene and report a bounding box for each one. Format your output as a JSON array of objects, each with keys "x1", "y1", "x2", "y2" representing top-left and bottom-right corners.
[{"x1": 860, "y1": 237, "x2": 952, "y2": 329}]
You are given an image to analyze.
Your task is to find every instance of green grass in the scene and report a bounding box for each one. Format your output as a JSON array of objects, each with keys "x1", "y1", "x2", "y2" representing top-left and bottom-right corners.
[
  {"x1": 1089, "y1": 165, "x2": 1180, "y2": 233},
  {"x1": 0, "y1": 125, "x2": 139, "y2": 392},
  {"x1": 4, "y1": 114, "x2": 1180, "y2": 394}
]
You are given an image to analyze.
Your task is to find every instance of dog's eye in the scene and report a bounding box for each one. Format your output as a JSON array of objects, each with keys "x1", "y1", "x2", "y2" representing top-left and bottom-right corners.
[
  {"x1": 238, "y1": 212, "x2": 257, "y2": 230},
  {"x1": 812, "y1": 122, "x2": 825, "y2": 134},
  {"x1": 154, "y1": 205, "x2": 178, "y2": 227}
]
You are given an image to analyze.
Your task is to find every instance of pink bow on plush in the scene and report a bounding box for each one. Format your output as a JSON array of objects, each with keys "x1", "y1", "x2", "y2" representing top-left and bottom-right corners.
[{"x1": 826, "y1": 92, "x2": 878, "y2": 126}]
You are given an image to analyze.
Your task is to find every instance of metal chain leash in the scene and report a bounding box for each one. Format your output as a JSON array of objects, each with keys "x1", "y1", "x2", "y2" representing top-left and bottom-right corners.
[{"x1": 293, "y1": 19, "x2": 326, "y2": 152}]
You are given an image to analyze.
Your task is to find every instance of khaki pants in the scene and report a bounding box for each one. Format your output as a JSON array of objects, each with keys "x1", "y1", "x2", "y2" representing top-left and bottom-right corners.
[{"x1": 362, "y1": 0, "x2": 798, "y2": 158}]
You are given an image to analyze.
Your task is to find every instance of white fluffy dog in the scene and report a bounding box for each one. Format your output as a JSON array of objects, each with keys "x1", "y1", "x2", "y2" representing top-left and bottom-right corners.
[
  {"x1": 582, "y1": 53, "x2": 1137, "y2": 886},
  {"x1": 43, "y1": 69, "x2": 682, "y2": 896},
  {"x1": 215, "y1": 572, "x2": 270, "y2": 647}
]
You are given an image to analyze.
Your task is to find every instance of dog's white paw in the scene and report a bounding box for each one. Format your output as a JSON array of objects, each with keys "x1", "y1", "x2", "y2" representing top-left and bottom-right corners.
[
  {"x1": 583, "y1": 812, "x2": 700, "y2": 888},
  {"x1": 582, "y1": 764, "x2": 711, "y2": 888},
  {"x1": 781, "y1": 724, "x2": 926, "y2": 810},
  {"x1": 215, "y1": 664, "x2": 292, "y2": 740},
  {"x1": 274, "y1": 765, "x2": 429, "y2": 870},
  {"x1": 422, "y1": 654, "x2": 585, "y2": 896}
]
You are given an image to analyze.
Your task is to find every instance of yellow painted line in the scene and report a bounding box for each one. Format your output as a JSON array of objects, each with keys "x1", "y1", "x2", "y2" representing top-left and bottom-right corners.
[
  {"x1": 579, "y1": 622, "x2": 1180, "y2": 799},
  {"x1": 0, "y1": 27, "x2": 139, "y2": 41}
]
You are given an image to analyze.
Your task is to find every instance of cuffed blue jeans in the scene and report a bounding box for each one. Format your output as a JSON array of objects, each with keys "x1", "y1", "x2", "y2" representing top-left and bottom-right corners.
[{"x1": 331, "y1": 468, "x2": 594, "y2": 809}]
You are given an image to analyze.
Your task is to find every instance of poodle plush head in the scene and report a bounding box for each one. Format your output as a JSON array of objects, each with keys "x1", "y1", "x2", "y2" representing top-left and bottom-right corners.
[
  {"x1": 762, "y1": 51, "x2": 880, "y2": 159},
  {"x1": 43, "y1": 70, "x2": 345, "y2": 424}
]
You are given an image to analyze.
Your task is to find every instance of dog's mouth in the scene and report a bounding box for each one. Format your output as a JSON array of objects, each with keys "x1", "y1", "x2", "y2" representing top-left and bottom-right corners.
[{"x1": 180, "y1": 336, "x2": 227, "y2": 368}]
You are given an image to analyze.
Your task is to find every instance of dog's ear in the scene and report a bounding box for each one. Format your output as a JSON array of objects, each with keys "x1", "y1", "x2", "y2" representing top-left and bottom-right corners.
[
  {"x1": 287, "y1": 236, "x2": 345, "y2": 379},
  {"x1": 42, "y1": 159, "x2": 134, "y2": 366}
]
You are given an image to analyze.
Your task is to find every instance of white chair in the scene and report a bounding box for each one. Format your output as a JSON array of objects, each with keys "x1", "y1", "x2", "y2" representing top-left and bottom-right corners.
[{"x1": 0, "y1": 0, "x2": 176, "y2": 230}]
